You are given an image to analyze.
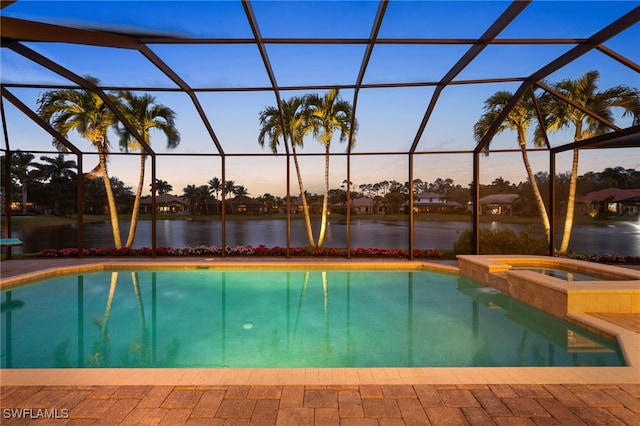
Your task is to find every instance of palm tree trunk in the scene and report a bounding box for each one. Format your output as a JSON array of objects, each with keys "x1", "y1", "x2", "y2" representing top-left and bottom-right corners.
[
  {"x1": 518, "y1": 133, "x2": 551, "y2": 244},
  {"x1": 93, "y1": 271, "x2": 118, "y2": 366},
  {"x1": 293, "y1": 272, "x2": 310, "y2": 338},
  {"x1": 104, "y1": 272, "x2": 118, "y2": 327},
  {"x1": 125, "y1": 154, "x2": 146, "y2": 248},
  {"x1": 130, "y1": 271, "x2": 148, "y2": 365},
  {"x1": 322, "y1": 271, "x2": 328, "y2": 317},
  {"x1": 322, "y1": 271, "x2": 330, "y2": 355},
  {"x1": 559, "y1": 148, "x2": 579, "y2": 252},
  {"x1": 21, "y1": 183, "x2": 27, "y2": 215},
  {"x1": 317, "y1": 144, "x2": 331, "y2": 247},
  {"x1": 99, "y1": 149, "x2": 122, "y2": 248},
  {"x1": 131, "y1": 272, "x2": 146, "y2": 328},
  {"x1": 291, "y1": 145, "x2": 316, "y2": 247}
]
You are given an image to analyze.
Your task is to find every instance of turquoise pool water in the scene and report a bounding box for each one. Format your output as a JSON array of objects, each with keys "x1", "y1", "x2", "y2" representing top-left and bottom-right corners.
[
  {"x1": 510, "y1": 266, "x2": 628, "y2": 281},
  {"x1": 1, "y1": 269, "x2": 624, "y2": 368}
]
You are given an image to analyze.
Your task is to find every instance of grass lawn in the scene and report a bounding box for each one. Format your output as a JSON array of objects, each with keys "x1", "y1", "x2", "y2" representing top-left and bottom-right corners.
[{"x1": 5, "y1": 215, "x2": 110, "y2": 228}]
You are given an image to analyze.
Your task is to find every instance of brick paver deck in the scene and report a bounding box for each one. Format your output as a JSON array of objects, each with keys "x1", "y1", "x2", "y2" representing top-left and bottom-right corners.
[{"x1": 2, "y1": 384, "x2": 640, "y2": 425}]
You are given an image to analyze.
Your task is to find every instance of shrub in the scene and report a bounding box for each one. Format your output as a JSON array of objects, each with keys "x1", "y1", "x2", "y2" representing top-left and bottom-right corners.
[
  {"x1": 557, "y1": 252, "x2": 640, "y2": 264},
  {"x1": 453, "y1": 227, "x2": 547, "y2": 255},
  {"x1": 39, "y1": 245, "x2": 444, "y2": 259},
  {"x1": 38, "y1": 243, "x2": 638, "y2": 264}
]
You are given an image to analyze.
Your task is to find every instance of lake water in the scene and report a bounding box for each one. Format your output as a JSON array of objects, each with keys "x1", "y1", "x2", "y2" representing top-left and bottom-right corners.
[{"x1": 7, "y1": 217, "x2": 640, "y2": 256}]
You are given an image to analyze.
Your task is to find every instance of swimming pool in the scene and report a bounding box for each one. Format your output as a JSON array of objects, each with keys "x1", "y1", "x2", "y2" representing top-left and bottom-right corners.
[{"x1": 1, "y1": 268, "x2": 624, "y2": 368}]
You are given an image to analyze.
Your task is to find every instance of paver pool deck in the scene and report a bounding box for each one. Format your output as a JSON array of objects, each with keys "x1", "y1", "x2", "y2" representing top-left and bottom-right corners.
[{"x1": 1, "y1": 257, "x2": 639, "y2": 425}]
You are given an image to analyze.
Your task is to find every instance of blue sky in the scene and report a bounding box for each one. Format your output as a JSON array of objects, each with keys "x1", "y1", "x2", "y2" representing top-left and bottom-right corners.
[{"x1": 1, "y1": 0, "x2": 639, "y2": 197}]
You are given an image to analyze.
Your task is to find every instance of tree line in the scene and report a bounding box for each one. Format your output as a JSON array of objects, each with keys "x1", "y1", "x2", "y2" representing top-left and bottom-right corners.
[
  {"x1": 170, "y1": 166, "x2": 640, "y2": 214},
  {"x1": 4, "y1": 150, "x2": 638, "y2": 221}
]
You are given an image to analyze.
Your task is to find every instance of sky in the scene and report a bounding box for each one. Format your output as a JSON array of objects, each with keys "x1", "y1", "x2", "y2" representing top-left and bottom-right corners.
[{"x1": 1, "y1": 0, "x2": 639, "y2": 198}]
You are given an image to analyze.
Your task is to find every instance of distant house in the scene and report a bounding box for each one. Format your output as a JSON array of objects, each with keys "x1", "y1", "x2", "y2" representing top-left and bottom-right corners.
[
  {"x1": 276, "y1": 197, "x2": 299, "y2": 214},
  {"x1": 479, "y1": 193, "x2": 524, "y2": 215},
  {"x1": 331, "y1": 197, "x2": 386, "y2": 214},
  {"x1": 139, "y1": 194, "x2": 187, "y2": 214},
  {"x1": 402, "y1": 192, "x2": 461, "y2": 213},
  {"x1": 576, "y1": 188, "x2": 640, "y2": 217},
  {"x1": 278, "y1": 196, "x2": 323, "y2": 215},
  {"x1": 224, "y1": 196, "x2": 267, "y2": 215}
]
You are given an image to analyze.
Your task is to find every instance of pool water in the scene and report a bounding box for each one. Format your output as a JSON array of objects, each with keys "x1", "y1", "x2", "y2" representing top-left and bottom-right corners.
[
  {"x1": 1, "y1": 269, "x2": 624, "y2": 368},
  {"x1": 510, "y1": 267, "x2": 627, "y2": 281}
]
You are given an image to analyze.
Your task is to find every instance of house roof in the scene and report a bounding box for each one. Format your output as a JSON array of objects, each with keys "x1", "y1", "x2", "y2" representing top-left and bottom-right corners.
[
  {"x1": 412, "y1": 192, "x2": 461, "y2": 206},
  {"x1": 140, "y1": 194, "x2": 186, "y2": 205},
  {"x1": 479, "y1": 193, "x2": 522, "y2": 204},
  {"x1": 224, "y1": 196, "x2": 265, "y2": 206},
  {"x1": 576, "y1": 188, "x2": 640, "y2": 202},
  {"x1": 332, "y1": 197, "x2": 378, "y2": 208}
]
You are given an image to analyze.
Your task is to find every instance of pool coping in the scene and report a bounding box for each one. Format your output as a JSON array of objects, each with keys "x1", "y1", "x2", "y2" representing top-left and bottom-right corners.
[
  {"x1": 0, "y1": 258, "x2": 460, "y2": 289},
  {"x1": 1, "y1": 257, "x2": 638, "y2": 386}
]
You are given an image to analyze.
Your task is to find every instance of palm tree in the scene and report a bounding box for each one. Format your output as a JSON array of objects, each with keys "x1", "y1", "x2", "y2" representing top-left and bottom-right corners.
[
  {"x1": 195, "y1": 185, "x2": 212, "y2": 215},
  {"x1": 37, "y1": 76, "x2": 123, "y2": 247},
  {"x1": 599, "y1": 166, "x2": 628, "y2": 189},
  {"x1": 152, "y1": 179, "x2": 173, "y2": 195},
  {"x1": 474, "y1": 90, "x2": 551, "y2": 244},
  {"x1": 33, "y1": 154, "x2": 77, "y2": 215},
  {"x1": 33, "y1": 154, "x2": 77, "y2": 183},
  {"x1": 208, "y1": 177, "x2": 222, "y2": 199},
  {"x1": 116, "y1": 91, "x2": 180, "y2": 248},
  {"x1": 10, "y1": 150, "x2": 36, "y2": 215},
  {"x1": 182, "y1": 184, "x2": 199, "y2": 215},
  {"x1": 307, "y1": 89, "x2": 357, "y2": 247},
  {"x1": 538, "y1": 70, "x2": 640, "y2": 252},
  {"x1": 491, "y1": 177, "x2": 513, "y2": 193},
  {"x1": 233, "y1": 185, "x2": 249, "y2": 198},
  {"x1": 259, "y1": 96, "x2": 316, "y2": 246},
  {"x1": 224, "y1": 180, "x2": 236, "y2": 214},
  {"x1": 208, "y1": 177, "x2": 222, "y2": 213},
  {"x1": 224, "y1": 180, "x2": 235, "y2": 195}
]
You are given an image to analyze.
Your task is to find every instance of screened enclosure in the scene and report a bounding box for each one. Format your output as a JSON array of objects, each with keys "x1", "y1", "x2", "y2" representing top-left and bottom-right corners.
[{"x1": 1, "y1": 0, "x2": 639, "y2": 258}]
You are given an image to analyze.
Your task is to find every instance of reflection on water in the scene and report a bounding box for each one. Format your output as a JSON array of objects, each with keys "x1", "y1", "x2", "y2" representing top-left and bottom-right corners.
[
  {"x1": 9, "y1": 218, "x2": 640, "y2": 255},
  {"x1": 1, "y1": 270, "x2": 624, "y2": 368}
]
